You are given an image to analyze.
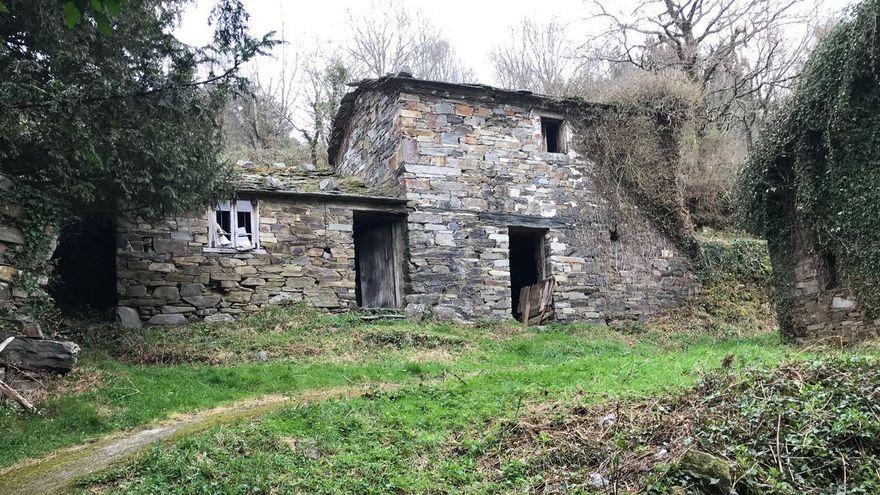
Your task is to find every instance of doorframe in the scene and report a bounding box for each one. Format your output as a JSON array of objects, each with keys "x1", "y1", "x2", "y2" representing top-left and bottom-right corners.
[
  {"x1": 352, "y1": 211, "x2": 407, "y2": 309},
  {"x1": 507, "y1": 226, "x2": 549, "y2": 318}
]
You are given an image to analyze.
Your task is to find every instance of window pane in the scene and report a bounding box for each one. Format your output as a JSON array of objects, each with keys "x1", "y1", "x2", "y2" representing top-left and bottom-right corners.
[
  {"x1": 236, "y1": 211, "x2": 253, "y2": 249},
  {"x1": 214, "y1": 210, "x2": 232, "y2": 247}
]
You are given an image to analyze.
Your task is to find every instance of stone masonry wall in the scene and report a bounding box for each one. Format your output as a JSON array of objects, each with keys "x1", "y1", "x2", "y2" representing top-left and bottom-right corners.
[
  {"x1": 116, "y1": 196, "x2": 402, "y2": 325},
  {"x1": 333, "y1": 89, "x2": 404, "y2": 195},
  {"x1": 0, "y1": 176, "x2": 53, "y2": 319},
  {"x1": 335, "y1": 87, "x2": 695, "y2": 323},
  {"x1": 789, "y1": 220, "x2": 879, "y2": 341}
]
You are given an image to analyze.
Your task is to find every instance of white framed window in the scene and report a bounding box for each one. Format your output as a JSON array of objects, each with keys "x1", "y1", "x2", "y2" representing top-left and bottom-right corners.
[{"x1": 210, "y1": 199, "x2": 259, "y2": 250}]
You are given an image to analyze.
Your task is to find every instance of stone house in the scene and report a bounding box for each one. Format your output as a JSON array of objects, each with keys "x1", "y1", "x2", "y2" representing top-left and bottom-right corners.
[{"x1": 111, "y1": 74, "x2": 695, "y2": 326}]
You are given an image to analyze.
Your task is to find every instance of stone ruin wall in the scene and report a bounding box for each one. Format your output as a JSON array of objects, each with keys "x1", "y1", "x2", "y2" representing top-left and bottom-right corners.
[
  {"x1": 0, "y1": 177, "x2": 53, "y2": 320},
  {"x1": 333, "y1": 89, "x2": 404, "y2": 196},
  {"x1": 116, "y1": 197, "x2": 401, "y2": 325},
  {"x1": 788, "y1": 220, "x2": 879, "y2": 341},
  {"x1": 335, "y1": 88, "x2": 696, "y2": 323}
]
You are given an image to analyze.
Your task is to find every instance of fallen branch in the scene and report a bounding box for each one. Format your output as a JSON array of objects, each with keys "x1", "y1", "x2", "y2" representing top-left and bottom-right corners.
[{"x1": 0, "y1": 379, "x2": 35, "y2": 413}]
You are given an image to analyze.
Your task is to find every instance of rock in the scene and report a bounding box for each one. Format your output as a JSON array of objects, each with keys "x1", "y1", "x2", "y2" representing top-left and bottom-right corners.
[
  {"x1": 162, "y1": 305, "x2": 196, "y2": 314},
  {"x1": 16, "y1": 319, "x2": 43, "y2": 339},
  {"x1": 319, "y1": 178, "x2": 339, "y2": 192},
  {"x1": 0, "y1": 265, "x2": 17, "y2": 282},
  {"x1": 0, "y1": 225, "x2": 25, "y2": 244},
  {"x1": 273, "y1": 162, "x2": 287, "y2": 169},
  {"x1": 204, "y1": 313, "x2": 235, "y2": 324},
  {"x1": 679, "y1": 450, "x2": 732, "y2": 494},
  {"x1": 263, "y1": 176, "x2": 284, "y2": 189},
  {"x1": 587, "y1": 472, "x2": 608, "y2": 489},
  {"x1": 0, "y1": 331, "x2": 80, "y2": 373},
  {"x1": 153, "y1": 286, "x2": 180, "y2": 303},
  {"x1": 147, "y1": 314, "x2": 187, "y2": 325},
  {"x1": 405, "y1": 303, "x2": 428, "y2": 321},
  {"x1": 299, "y1": 163, "x2": 317, "y2": 172},
  {"x1": 253, "y1": 350, "x2": 269, "y2": 362},
  {"x1": 599, "y1": 412, "x2": 616, "y2": 428},
  {"x1": 126, "y1": 285, "x2": 148, "y2": 297},
  {"x1": 268, "y1": 292, "x2": 301, "y2": 306},
  {"x1": 832, "y1": 296, "x2": 856, "y2": 310},
  {"x1": 241, "y1": 277, "x2": 266, "y2": 287},
  {"x1": 183, "y1": 295, "x2": 222, "y2": 308},
  {"x1": 180, "y1": 284, "x2": 204, "y2": 297},
  {"x1": 117, "y1": 306, "x2": 143, "y2": 328},
  {"x1": 236, "y1": 159, "x2": 255, "y2": 168}
]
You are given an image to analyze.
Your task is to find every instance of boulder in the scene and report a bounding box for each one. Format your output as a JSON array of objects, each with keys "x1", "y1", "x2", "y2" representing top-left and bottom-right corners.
[
  {"x1": 678, "y1": 450, "x2": 732, "y2": 494},
  {"x1": 0, "y1": 332, "x2": 80, "y2": 373},
  {"x1": 116, "y1": 306, "x2": 143, "y2": 329}
]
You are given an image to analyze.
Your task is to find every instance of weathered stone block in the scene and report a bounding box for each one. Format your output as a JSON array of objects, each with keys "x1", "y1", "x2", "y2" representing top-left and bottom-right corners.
[
  {"x1": 145, "y1": 314, "x2": 184, "y2": 325},
  {"x1": 153, "y1": 286, "x2": 180, "y2": 303},
  {"x1": 116, "y1": 306, "x2": 143, "y2": 328},
  {"x1": 183, "y1": 295, "x2": 221, "y2": 308}
]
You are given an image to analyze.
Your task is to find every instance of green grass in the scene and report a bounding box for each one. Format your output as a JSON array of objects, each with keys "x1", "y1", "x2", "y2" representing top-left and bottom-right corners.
[
  {"x1": 75, "y1": 328, "x2": 804, "y2": 494},
  {"x1": 2, "y1": 303, "x2": 845, "y2": 493}
]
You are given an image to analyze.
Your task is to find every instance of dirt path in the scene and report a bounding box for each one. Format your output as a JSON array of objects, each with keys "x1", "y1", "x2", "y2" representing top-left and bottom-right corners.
[{"x1": 0, "y1": 385, "x2": 384, "y2": 495}]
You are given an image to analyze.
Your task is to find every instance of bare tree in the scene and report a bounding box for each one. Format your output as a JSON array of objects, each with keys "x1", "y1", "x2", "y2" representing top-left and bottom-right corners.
[
  {"x1": 585, "y1": 0, "x2": 817, "y2": 120},
  {"x1": 224, "y1": 31, "x2": 299, "y2": 151},
  {"x1": 344, "y1": 1, "x2": 473, "y2": 82},
  {"x1": 491, "y1": 18, "x2": 586, "y2": 95},
  {"x1": 291, "y1": 50, "x2": 351, "y2": 167}
]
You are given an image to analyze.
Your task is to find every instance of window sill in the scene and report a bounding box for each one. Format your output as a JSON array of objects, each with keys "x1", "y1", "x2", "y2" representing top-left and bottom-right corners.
[{"x1": 204, "y1": 247, "x2": 267, "y2": 255}]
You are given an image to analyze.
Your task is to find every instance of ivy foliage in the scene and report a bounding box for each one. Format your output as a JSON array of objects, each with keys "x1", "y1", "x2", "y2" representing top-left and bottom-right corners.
[
  {"x1": 578, "y1": 71, "x2": 703, "y2": 255},
  {"x1": 738, "y1": 0, "x2": 880, "y2": 322}
]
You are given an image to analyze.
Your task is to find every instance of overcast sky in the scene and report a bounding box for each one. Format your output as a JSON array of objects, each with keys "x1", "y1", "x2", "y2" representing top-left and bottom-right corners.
[{"x1": 177, "y1": 0, "x2": 856, "y2": 85}]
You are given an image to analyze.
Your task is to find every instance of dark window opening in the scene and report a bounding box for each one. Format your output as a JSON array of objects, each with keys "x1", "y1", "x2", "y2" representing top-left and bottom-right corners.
[
  {"x1": 824, "y1": 252, "x2": 839, "y2": 290},
  {"x1": 141, "y1": 237, "x2": 154, "y2": 253},
  {"x1": 353, "y1": 212, "x2": 406, "y2": 309},
  {"x1": 49, "y1": 215, "x2": 118, "y2": 316},
  {"x1": 610, "y1": 229, "x2": 620, "y2": 242},
  {"x1": 509, "y1": 227, "x2": 547, "y2": 319},
  {"x1": 215, "y1": 210, "x2": 231, "y2": 235},
  {"x1": 541, "y1": 117, "x2": 564, "y2": 153}
]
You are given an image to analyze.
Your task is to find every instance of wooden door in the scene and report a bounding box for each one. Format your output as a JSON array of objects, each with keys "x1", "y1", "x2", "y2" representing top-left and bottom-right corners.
[{"x1": 355, "y1": 220, "x2": 398, "y2": 308}]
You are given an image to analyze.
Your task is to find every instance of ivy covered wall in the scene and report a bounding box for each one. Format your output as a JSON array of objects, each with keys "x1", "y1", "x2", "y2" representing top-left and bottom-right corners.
[{"x1": 738, "y1": 0, "x2": 880, "y2": 341}]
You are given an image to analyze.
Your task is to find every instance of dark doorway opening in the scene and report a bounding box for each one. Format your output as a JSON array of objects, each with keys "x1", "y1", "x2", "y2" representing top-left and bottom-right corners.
[
  {"x1": 49, "y1": 215, "x2": 118, "y2": 315},
  {"x1": 353, "y1": 212, "x2": 405, "y2": 309},
  {"x1": 509, "y1": 227, "x2": 546, "y2": 318}
]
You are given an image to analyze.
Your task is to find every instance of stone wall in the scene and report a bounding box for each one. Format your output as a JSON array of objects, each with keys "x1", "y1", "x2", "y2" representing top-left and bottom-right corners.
[
  {"x1": 0, "y1": 176, "x2": 53, "y2": 318},
  {"x1": 788, "y1": 220, "x2": 879, "y2": 341},
  {"x1": 333, "y1": 89, "x2": 404, "y2": 196},
  {"x1": 334, "y1": 85, "x2": 696, "y2": 323},
  {"x1": 116, "y1": 195, "x2": 404, "y2": 325}
]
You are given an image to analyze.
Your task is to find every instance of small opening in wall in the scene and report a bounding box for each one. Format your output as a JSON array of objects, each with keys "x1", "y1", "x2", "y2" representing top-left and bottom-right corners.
[
  {"x1": 141, "y1": 237, "x2": 154, "y2": 253},
  {"x1": 824, "y1": 251, "x2": 839, "y2": 290},
  {"x1": 541, "y1": 117, "x2": 564, "y2": 153},
  {"x1": 609, "y1": 229, "x2": 620, "y2": 242}
]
